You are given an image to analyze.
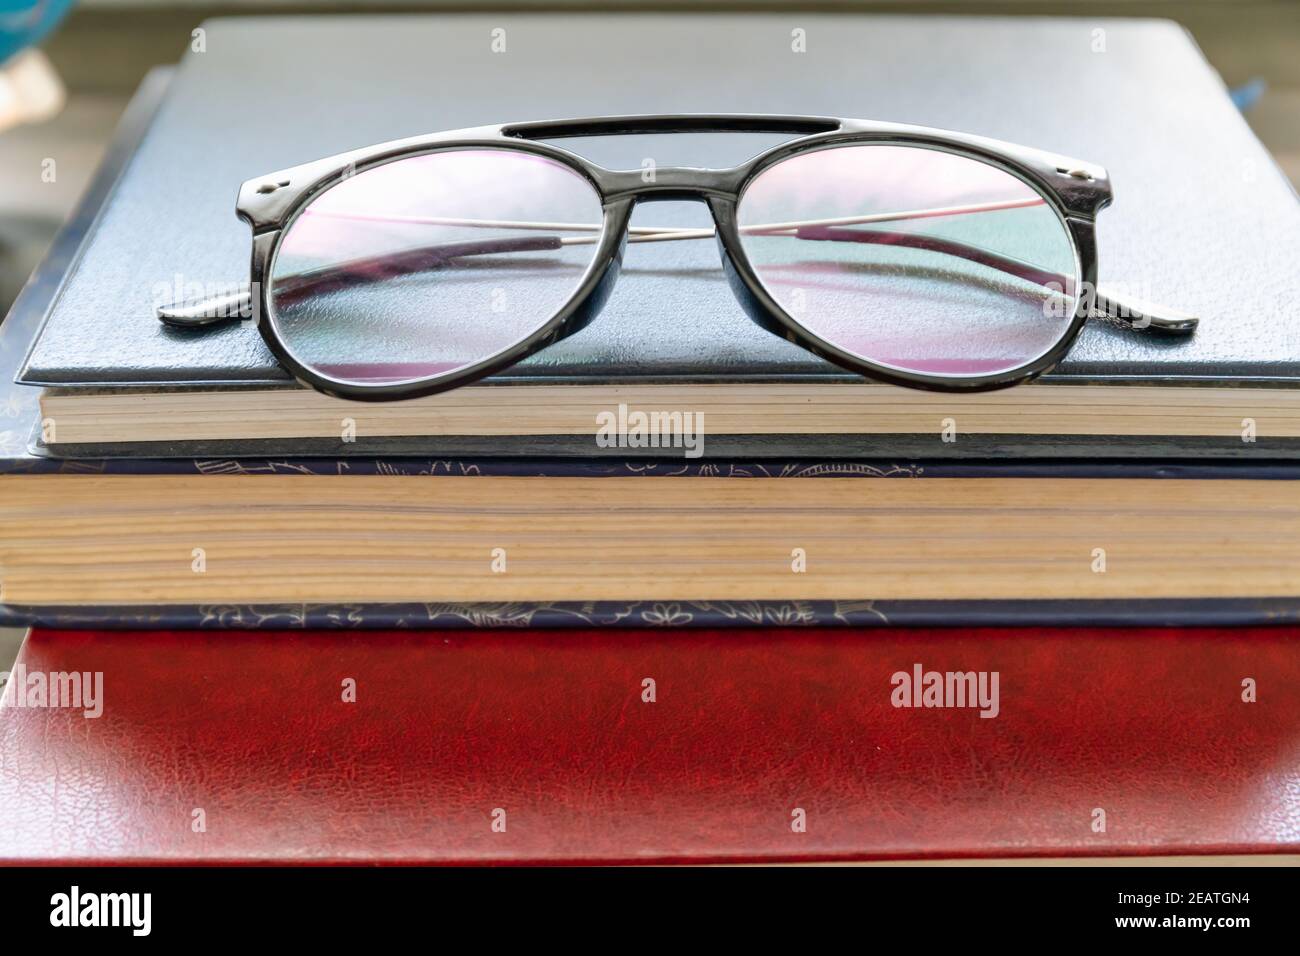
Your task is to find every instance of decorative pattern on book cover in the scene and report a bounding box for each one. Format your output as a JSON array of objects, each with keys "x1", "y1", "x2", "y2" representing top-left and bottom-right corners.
[{"x1": 5, "y1": 597, "x2": 1300, "y2": 632}]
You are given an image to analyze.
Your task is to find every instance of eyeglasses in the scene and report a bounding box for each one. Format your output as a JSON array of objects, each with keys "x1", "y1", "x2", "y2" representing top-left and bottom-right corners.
[{"x1": 160, "y1": 114, "x2": 1197, "y2": 400}]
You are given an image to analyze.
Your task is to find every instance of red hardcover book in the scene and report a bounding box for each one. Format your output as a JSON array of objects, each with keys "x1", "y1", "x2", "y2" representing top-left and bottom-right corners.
[{"x1": 1, "y1": 626, "x2": 1296, "y2": 864}]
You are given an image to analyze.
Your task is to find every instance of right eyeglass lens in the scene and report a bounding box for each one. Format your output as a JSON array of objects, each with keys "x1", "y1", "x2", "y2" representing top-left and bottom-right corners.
[{"x1": 735, "y1": 144, "x2": 1081, "y2": 380}]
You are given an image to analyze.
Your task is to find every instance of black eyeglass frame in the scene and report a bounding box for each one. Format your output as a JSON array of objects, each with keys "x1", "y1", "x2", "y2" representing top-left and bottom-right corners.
[{"x1": 208, "y1": 114, "x2": 1193, "y2": 401}]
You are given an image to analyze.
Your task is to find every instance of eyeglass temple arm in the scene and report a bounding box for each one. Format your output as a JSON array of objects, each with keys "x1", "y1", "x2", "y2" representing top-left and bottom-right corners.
[
  {"x1": 792, "y1": 226, "x2": 1197, "y2": 333},
  {"x1": 158, "y1": 221, "x2": 1197, "y2": 335},
  {"x1": 157, "y1": 235, "x2": 562, "y2": 327},
  {"x1": 1087, "y1": 289, "x2": 1199, "y2": 333}
]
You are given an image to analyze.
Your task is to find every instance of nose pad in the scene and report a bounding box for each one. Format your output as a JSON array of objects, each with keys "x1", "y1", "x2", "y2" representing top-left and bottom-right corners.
[
  {"x1": 716, "y1": 233, "x2": 760, "y2": 320},
  {"x1": 564, "y1": 227, "x2": 626, "y2": 337},
  {"x1": 709, "y1": 199, "x2": 796, "y2": 345},
  {"x1": 715, "y1": 232, "x2": 791, "y2": 343}
]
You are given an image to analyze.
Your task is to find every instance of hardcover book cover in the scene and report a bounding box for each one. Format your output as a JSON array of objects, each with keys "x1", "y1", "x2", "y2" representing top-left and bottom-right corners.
[
  {"x1": 4, "y1": 14, "x2": 1299, "y2": 463},
  {"x1": 2, "y1": 625, "x2": 1297, "y2": 864},
  {"x1": 15, "y1": 14, "x2": 1300, "y2": 390}
]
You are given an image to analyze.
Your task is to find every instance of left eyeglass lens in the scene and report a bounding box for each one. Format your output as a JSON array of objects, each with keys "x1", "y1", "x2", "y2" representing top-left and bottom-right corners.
[
  {"x1": 267, "y1": 149, "x2": 606, "y2": 387},
  {"x1": 735, "y1": 143, "x2": 1081, "y2": 380}
]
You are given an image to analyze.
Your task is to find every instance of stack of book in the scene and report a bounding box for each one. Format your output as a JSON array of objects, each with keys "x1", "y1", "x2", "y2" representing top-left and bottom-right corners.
[{"x1": 0, "y1": 13, "x2": 1297, "y2": 863}]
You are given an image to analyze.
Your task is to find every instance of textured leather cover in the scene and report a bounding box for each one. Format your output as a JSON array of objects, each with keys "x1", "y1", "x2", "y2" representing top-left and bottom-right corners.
[
  {"x1": 1, "y1": 625, "x2": 1296, "y2": 863},
  {"x1": 16, "y1": 14, "x2": 1300, "y2": 388}
]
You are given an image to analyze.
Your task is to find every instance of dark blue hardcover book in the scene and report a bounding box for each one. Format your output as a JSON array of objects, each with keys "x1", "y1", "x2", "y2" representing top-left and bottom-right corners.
[
  {"x1": 2, "y1": 32, "x2": 1298, "y2": 630},
  {"x1": 10, "y1": 14, "x2": 1300, "y2": 461}
]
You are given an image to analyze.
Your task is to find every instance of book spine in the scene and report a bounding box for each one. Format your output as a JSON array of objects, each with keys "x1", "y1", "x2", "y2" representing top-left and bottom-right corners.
[
  {"x1": 8, "y1": 455, "x2": 1300, "y2": 479},
  {"x1": 4, "y1": 597, "x2": 1298, "y2": 630}
]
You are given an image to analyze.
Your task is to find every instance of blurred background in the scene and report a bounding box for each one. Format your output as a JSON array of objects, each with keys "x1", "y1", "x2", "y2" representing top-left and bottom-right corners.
[{"x1": 0, "y1": 0, "x2": 1297, "y2": 660}]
